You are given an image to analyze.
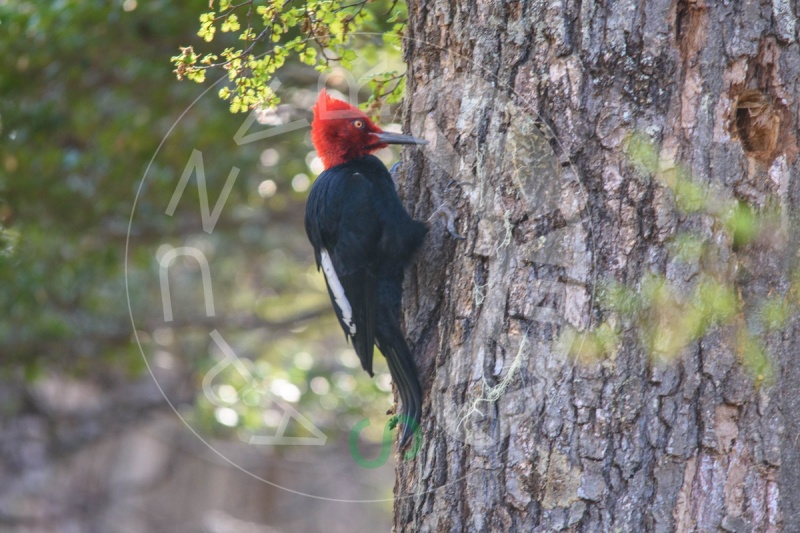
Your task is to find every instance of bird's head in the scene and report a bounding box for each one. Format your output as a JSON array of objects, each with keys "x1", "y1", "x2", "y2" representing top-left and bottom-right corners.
[{"x1": 311, "y1": 89, "x2": 426, "y2": 169}]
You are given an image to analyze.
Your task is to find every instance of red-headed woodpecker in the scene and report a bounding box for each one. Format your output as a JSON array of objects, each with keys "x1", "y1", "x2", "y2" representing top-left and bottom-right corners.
[{"x1": 305, "y1": 89, "x2": 427, "y2": 446}]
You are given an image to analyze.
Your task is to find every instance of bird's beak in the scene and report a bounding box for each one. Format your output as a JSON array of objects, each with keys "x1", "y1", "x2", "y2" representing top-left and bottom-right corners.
[{"x1": 373, "y1": 131, "x2": 428, "y2": 145}]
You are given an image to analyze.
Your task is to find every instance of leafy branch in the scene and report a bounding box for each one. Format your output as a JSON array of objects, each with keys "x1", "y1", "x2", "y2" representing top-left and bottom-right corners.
[{"x1": 172, "y1": 0, "x2": 408, "y2": 113}]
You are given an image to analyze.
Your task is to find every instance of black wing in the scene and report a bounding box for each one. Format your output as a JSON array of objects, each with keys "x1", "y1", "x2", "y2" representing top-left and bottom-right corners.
[{"x1": 305, "y1": 169, "x2": 380, "y2": 375}]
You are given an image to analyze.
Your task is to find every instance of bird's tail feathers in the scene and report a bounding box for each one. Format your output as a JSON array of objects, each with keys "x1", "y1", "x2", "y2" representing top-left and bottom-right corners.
[{"x1": 377, "y1": 324, "x2": 422, "y2": 448}]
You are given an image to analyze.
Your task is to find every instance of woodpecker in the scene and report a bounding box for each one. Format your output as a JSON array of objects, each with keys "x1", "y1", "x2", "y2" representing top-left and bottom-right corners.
[{"x1": 305, "y1": 89, "x2": 427, "y2": 446}]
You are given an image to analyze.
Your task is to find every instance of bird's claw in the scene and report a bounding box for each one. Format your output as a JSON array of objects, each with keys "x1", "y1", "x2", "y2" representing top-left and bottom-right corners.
[
  {"x1": 394, "y1": 163, "x2": 466, "y2": 240},
  {"x1": 390, "y1": 162, "x2": 402, "y2": 184},
  {"x1": 445, "y1": 179, "x2": 470, "y2": 192},
  {"x1": 429, "y1": 180, "x2": 465, "y2": 240},
  {"x1": 430, "y1": 205, "x2": 465, "y2": 240}
]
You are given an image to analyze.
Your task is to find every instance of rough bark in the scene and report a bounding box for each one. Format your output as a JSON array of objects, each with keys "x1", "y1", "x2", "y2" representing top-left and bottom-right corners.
[{"x1": 395, "y1": 1, "x2": 800, "y2": 531}]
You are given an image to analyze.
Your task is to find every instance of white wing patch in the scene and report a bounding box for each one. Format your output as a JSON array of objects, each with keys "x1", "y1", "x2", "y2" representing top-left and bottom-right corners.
[{"x1": 320, "y1": 248, "x2": 356, "y2": 335}]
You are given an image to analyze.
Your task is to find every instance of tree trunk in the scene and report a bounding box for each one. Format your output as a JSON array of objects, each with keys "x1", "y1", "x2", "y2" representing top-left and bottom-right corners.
[{"x1": 395, "y1": 1, "x2": 800, "y2": 531}]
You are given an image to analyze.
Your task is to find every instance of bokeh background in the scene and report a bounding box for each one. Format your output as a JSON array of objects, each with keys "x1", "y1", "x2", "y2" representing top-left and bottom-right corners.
[{"x1": 0, "y1": 2, "x2": 409, "y2": 531}]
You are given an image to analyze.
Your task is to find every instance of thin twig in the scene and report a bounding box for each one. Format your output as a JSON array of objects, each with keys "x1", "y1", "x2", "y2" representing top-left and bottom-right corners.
[{"x1": 212, "y1": 0, "x2": 255, "y2": 22}]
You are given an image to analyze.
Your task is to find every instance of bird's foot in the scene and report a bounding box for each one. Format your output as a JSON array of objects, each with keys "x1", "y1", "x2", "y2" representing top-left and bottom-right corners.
[
  {"x1": 429, "y1": 180, "x2": 467, "y2": 240},
  {"x1": 430, "y1": 205, "x2": 465, "y2": 240},
  {"x1": 390, "y1": 162, "x2": 402, "y2": 185},
  {"x1": 444, "y1": 179, "x2": 470, "y2": 192}
]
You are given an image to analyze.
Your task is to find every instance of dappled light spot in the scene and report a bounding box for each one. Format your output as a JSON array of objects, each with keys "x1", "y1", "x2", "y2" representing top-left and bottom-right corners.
[
  {"x1": 271, "y1": 378, "x2": 301, "y2": 402},
  {"x1": 214, "y1": 407, "x2": 239, "y2": 427},
  {"x1": 259, "y1": 148, "x2": 280, "y2": 167},
  {"x1": 291, "y1": 173, "x2": 310, "y2": 192},
  {"x1": 310, "y1": 376, "x2": 330, "y2": 395},
  {"x1": 257, "y1": 179, "x2": 277, "y2": 198}
]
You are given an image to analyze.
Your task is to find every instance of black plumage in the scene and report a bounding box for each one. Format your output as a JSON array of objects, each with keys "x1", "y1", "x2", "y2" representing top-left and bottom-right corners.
[{"x1": 305, "y1": 155, "x2": 427, "y2": 446}]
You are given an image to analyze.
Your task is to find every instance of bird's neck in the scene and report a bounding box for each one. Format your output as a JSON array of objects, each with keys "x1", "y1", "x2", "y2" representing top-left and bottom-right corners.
[{"x1": 321, "y1": 147, "x2": 373, "y2": 169}]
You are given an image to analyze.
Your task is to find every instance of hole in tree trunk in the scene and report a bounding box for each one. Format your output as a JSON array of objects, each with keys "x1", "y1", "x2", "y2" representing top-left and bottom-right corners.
[{"x1": 734, "y1": 90, "x2": 780, "y2": 163}]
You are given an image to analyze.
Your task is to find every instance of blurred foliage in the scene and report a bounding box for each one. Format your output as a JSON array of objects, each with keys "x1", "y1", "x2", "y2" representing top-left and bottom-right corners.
[
  {"x1": 567, "y1": 134, "x2": 797, "y2": 385},
  {"x1": 171, "y1": 0, "x2": 407, "y2": 114},
  {"x1": 0, "y1": 1, "x2": 404, "y2": 446}
]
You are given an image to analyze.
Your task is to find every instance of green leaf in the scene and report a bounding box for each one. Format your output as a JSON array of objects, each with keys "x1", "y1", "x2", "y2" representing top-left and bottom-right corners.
[{"x1": 221, "y1": 14, "x2": 240, "y2": 33}]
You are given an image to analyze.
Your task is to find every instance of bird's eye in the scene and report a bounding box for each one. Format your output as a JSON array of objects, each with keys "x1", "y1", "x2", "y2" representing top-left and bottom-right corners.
[{"x1": 352, "y1": 119, "x2": 365, "y2": 129}]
